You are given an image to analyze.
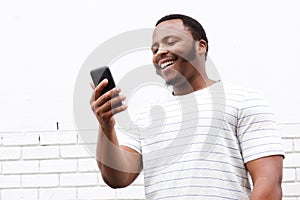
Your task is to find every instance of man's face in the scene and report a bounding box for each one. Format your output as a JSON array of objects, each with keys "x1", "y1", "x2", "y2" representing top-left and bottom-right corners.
[{"x1": 152, "y1": 19, "x2": 198, "y2": 86}]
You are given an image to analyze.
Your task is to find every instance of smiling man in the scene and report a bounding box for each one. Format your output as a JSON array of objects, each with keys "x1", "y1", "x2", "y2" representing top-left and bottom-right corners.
[
  {"x1": 90, "y1": 14, "x2": 284, "y2": 199},
  {"x1": 151, "y1": 15, "x2": 216, "y2": 95}
]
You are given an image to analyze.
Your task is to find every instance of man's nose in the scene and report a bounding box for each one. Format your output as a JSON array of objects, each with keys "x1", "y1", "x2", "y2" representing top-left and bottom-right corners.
[
  {"x1": 157, "y1": 47, "x2": 168, "y2": 54},
  {"x1": 154, "y1": 48, "x2": 169, "y2": 62},
  {"x1": 153, "y1": 46, "x2": 169, "y2": 64}
]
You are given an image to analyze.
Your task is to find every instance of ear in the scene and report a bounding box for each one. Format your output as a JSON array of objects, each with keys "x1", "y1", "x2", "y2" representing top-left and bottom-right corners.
[{"x1": 196, "y1": 39, "x2": 207, "y2": 55}]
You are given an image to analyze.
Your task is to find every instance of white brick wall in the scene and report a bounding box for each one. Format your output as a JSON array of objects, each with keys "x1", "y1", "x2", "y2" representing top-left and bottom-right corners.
[
  {"x1": 0, "y1": 131, "x2": 145, "y2": 200},
  {"x1": 1, "y1": 189, "x2": 38, "y2": 200},
  {"x1": 280, "y1": 124, "x2": 300, "y2": 200},
  {"x1": 0, "y1": 125, "x2": 299, "y2": 199}
]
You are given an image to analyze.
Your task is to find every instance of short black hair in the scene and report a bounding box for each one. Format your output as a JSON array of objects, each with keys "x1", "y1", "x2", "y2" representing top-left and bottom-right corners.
[{"x1": 156, "y1": 14, "x2": 208, "y2": 58}]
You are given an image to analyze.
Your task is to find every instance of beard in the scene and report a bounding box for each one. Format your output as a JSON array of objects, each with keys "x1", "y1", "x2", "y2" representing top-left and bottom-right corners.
[
  {"x1": 183, "y1": 41, "x2": 197, "y2": 63},
  {"x1": 165, "y1": 74, "x2": 182, "y2": 86}
]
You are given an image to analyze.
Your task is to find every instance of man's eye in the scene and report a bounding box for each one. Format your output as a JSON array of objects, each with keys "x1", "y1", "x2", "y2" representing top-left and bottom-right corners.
[{"x1": 168, "y1": 41, "x2": 177, "y2": 46}]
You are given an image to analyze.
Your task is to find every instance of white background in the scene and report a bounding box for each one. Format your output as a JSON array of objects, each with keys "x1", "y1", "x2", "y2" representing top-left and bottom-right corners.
[{"x1": 0, "y1": 0, "x2": 299, "y2": 133}]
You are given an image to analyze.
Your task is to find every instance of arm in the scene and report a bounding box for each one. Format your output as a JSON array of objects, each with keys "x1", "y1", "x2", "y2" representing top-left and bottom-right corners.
[
  {"x1": 90, "y1": 79, "x2": 142, "y2": 188},
  {"x1": 246, "y1": 155, "x2": 283, "y2": 200}
]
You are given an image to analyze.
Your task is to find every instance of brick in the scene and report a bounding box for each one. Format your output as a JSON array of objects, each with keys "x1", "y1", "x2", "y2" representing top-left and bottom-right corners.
[
  {"x1": 282, "y1": 197, "x2": 298, "y2": 200},
  {"x1": 78, "y1": 130, "x2": 98, "y2": 144},
  {"x1": 40, "y1": 159, "x2": 77, "y2": 173},
  {"x1": 1, "y1": 189, "x2": 37, "y2": 200},
  {"x1": 2, "y1": 160, "x2": 39, "y2": 174},
  {"x1": 22, "y1": 174, "x2": 59, "y2": 187},
  {"x1": 0, "y1": 146, "x2": 21, "y2": 160},
  {"x1": 40, "y1": 132, "x2": 77, "y2": 145},
  {"x1": 60, "y1": 145, "x2": 92, "y2": 158},
  {"x1": 1, "y1": 133, "x2": 39, "y2": 146},
  {"x1": 279, "y1": 124, "x2": 300, "y2": 138},
  {"x1": 22, "y1": 146, "x2": 59, "y2": 159},
  {"x1": 293, "y1": 139, "x2": 300, "y2": 151},
  {"x1": 78, "y1": 158, "x2": 98, "y2": 172},
  {"x1": 0, "y1": 175, "x2": 21, "y2": 188},
  {"x1": 282, "y1": 182, "x2": 300, "y2": 196},
  {"x1": 283, "y1": 168, "x2": 296, "y2": 182},
  {"x1": 116, "y1": 185, "x2": 145, "y2": 199},
  {"x1": 282, "y1": 139, "x2": 294, "y2": 152},
  {"x1": 132, "y1": 173, "x2": 145, "y2": 185},
  {"x1": 39, "y1": 188, "x2": 76, "y2": 200},
  {"x1": 77, "y1": 186, "x2": 116, "y2": 200},
  {"x1": 296, "y1": 168, "x2": 300, "y2": 181},
  {"x1": 60, "y1": 173, "x2": 99, "y2": 187},
  {"x1": 283, "y1": 153, "x2": 300, "y2": 168}
]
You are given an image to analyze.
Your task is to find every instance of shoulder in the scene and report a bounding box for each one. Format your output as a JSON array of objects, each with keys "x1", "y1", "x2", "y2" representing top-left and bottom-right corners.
[
  {"x1": 221, "y1": 81, "x2": 262, "y2": 96},
  {"x1": 220, "y1": 81, "x2": 268, "y2": 104}
]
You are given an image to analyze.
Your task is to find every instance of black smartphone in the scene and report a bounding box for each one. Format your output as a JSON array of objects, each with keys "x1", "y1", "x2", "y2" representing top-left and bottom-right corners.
[{"x1": 90, "y1": 66, "x2": 122, "y2": 107}]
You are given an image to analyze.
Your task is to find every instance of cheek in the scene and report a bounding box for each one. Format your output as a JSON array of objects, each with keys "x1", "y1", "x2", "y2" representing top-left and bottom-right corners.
[
  {"x1": 152, "y1": 56, "x2": 160, "y2": 72},
  {"x1": 152, "y1": 56, "x2": 156, "y2": 64},
  {"x1": 170, "y1": 43, "x2": 192, "y2": 57},
  {"x1": 171, "y1": 48, "x2": 187, "y2": 60},
  {"x1": 176, "y1": 44, "x2": 195, "y2": 60}
]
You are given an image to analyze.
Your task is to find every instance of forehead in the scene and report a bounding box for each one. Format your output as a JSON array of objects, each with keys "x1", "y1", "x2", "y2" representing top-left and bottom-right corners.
[{"x1": 152, "y1": 19, "x2": 193, "y2": 42}]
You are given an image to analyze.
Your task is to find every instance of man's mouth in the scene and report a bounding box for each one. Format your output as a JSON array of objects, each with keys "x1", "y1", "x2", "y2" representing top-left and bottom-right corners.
[{"x1": 160, "y1": 59, "x2": 176, "y2": 69}]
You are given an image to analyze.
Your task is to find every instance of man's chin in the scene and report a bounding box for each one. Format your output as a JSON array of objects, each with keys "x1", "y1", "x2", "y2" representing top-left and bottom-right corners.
[
  {"x1": 158, "y1": 69, "x2": 182, "y2": 86},
  {"x1": 165, "y1": 76, "x2": 181, "y2": 86}
]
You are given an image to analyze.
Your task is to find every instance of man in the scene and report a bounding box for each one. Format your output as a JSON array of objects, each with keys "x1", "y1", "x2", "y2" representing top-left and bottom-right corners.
[{"x1": 90, "y1": 14, "x2": 284, "y2": 199}]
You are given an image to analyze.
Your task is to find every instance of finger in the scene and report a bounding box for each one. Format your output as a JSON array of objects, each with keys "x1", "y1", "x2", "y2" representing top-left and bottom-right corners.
[
  {"x1": 111, "y1": 104, "x2": 128, "y2": 115},
  {"x1": 94, "y1": 105, "x2": 113, "y2": 123},
  {"x1": 90, "y1": 84, "x2": 96, "y2": 105},
  {"x1": 102, "y1": 94, "x2": 126, "y2": 112},
  {"x1": 94, "y1": 78, "x2": 109, "y2": 100},
  {"x1": 90, "y1": 79, "x2": 109, "y2": 107},
  {"x1": 98, "y1": 104, "x2": 128, "y2": 120},
  {"x1": 95, "y1": 87, "x2": 121, "y2": 108},
  {"x1": 90, "y1": 81, "x2": 104, "y2": 105},
  {"x1": 90, "y1": 82, "x2": 95, "y2": 89},
  {"x1": 111, "y1": 94, "x2": 126, "y2": 108}
]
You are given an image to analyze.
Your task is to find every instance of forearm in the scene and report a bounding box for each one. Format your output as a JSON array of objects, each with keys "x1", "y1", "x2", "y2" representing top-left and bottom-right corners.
[
  {"x1": 96, "y1": 127, "x2": 141, "y2": 188},
  {"x1": 250, "y1": 178, "x2": 282, "y2": 200},
  {"x1": 96, "y1": 126, "x2": 125, "y2": 170}
]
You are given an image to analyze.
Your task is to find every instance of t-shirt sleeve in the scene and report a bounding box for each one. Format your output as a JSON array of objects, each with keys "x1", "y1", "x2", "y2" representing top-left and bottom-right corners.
[
  {"x1": 237, "y1": 90, "x2": 285, "y2": 163},
  {"x1": 116, "y1": 124, "x2": 142, "y2": 154}
]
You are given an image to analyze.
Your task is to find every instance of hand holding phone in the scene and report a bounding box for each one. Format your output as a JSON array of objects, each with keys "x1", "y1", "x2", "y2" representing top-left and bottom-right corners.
[{"x1": 90, "y1": 66, "x2": 122, "y2": 108}]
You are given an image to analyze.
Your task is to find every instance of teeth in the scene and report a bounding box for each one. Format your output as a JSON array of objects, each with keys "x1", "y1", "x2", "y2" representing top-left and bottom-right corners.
[{"x1": 160, "y1": 60, "x2": 175, "y2": 69}]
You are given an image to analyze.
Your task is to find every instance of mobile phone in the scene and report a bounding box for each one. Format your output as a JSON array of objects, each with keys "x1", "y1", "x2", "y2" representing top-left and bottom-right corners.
[{"x1": 90, "y1": 66, "x2": 122, "y2": 107}]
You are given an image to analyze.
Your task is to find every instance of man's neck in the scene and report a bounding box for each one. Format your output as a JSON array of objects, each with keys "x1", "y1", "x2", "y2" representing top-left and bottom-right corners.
[{"x1": 172, "y1": 77, "x2": 217, "y2": 96}]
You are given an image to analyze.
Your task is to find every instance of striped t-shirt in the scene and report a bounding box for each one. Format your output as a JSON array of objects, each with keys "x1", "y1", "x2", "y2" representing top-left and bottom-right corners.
[{"x1": 116, "y1": 81, "x2": 284, "y2": 200}]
